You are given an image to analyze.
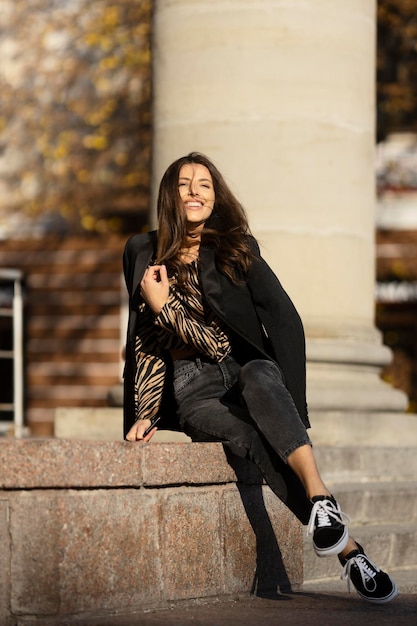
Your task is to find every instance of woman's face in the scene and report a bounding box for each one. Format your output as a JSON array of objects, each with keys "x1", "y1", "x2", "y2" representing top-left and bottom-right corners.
[{"x1": 178, "y1": 163, "x2": 215, "y2": 232}]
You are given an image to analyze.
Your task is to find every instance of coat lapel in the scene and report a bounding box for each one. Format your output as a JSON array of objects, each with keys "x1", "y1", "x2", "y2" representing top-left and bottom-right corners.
[{"x1": 129, "y1": 236, "x2": 227, "y2": 324}]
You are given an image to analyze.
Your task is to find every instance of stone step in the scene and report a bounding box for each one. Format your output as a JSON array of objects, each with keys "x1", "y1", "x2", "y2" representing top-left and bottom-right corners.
[
  {"x1": 309, "y1": 411, "x2": 417, "y2": 447},
  {"x1": 304, "y1": 522, "x2": 417, "y2": 583},
  {"x1": 325, "y1": 481, "x2": 417, "y2": 525},
  {"x1": 314, "y1": 446, "x2": 417, "y2": 483},
  {"x1": 302, "y1": 565, "x2": 417, "y2": 595}
]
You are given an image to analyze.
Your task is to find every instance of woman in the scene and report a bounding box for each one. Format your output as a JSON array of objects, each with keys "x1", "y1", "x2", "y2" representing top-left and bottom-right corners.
[{"x1": 123, "y1": 152, "x2": 397, "y2": 604}]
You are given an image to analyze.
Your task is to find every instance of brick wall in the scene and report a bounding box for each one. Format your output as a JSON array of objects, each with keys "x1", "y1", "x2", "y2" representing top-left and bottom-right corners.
[{"x1": 0, "y1": 235, "x2": 127, "y2": 435}]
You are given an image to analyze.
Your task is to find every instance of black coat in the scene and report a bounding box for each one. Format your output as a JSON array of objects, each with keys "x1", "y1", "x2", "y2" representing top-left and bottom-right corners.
[{"x1": 122, "y1": 231, "x2": 310, "y2": 438}]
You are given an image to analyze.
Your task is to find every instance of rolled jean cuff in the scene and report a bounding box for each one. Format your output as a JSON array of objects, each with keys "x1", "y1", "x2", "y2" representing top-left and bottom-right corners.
[{"x1": 282, "y1": 438, "x2": 312, "y2": 463}]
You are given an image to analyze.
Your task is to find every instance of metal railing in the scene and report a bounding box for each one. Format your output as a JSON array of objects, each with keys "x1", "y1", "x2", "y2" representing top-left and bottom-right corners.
[{"x1": 0, "y1": 269, "x2": 23, "y2": 437}]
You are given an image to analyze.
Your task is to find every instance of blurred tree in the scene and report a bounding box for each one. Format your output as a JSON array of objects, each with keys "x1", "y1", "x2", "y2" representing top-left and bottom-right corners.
[
  {"x1": 0, "y1": 0, "x2": 152, "y2": 239},
  {"x1": 377, "y1": 0, "x2": 417, "y2": 141}
]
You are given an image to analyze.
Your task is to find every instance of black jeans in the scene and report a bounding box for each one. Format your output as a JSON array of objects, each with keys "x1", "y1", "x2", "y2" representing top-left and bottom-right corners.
[{"x1": 173, "y1": 355, "x2": 313, "y2": 524}]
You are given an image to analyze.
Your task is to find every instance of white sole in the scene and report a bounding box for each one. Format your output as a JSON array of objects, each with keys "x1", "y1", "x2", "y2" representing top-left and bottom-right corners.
[{"x1": 313, "y1": 527, "x2": 349, "y2": 557}]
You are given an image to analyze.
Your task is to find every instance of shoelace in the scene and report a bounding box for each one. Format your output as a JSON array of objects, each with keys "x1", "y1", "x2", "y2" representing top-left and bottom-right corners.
[
  {"x1": 307, "y1": 499, "x2": 350, "y2": 537},
  {"x1": 341, "y1": 554, "x2": 380, "y2": 593}
]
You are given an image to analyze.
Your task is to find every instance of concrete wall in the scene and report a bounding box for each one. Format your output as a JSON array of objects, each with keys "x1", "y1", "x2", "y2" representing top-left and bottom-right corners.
[
  {"x1": 151, "y1": 0, "x2": 407, "y2": 417},
  {"x1": 0, "y1": 440, "x2": 303, "y2": 624},
  {"x1": 151, "y1": 0, "x2": 377, "y2": 329}
]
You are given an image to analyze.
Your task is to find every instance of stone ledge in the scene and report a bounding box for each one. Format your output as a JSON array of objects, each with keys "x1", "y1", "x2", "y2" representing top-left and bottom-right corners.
[
  {"x1": 0, "y1": 440, "x2": 261, "y2": 489},
  {"x1": 0, "y1": 439, "x2": 303, "y2": 623}
]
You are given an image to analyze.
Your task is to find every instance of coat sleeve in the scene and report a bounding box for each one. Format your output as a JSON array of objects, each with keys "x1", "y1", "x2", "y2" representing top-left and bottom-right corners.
[
  {"x1": 245, "y1": 241, "x2": 310, "y2": 427},
  {"x1": 122, "y1": 232, "x2": 154, "y2": 435},
  {"x1": 122, "y1": 234, "x2": 139, "y2": 297}
]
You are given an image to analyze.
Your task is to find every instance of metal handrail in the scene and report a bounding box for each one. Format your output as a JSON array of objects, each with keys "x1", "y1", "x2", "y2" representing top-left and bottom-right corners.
[{"x1": 0, "y1": 269, "x2": 24, "y2": 437}]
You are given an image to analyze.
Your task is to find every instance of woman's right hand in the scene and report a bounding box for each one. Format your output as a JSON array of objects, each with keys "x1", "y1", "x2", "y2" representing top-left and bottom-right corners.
[{"x1": 140, "y1": 264, "x2": 169, "y2": 314}]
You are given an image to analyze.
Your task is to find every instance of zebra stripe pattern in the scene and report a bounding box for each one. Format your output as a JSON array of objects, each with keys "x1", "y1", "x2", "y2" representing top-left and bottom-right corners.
[{"x1": 134, "y1": 261, "x2": 231, "y2": 421}]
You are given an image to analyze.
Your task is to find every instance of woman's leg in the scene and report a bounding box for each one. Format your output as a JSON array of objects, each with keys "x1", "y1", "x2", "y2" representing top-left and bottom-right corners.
[
  {"x1": 286, "y1": 443, "x2": 330, "y2": 499},
  {"x1": 238, "y1": 360, "x2": 399, "y2": 575},
  {"x1": 175, "y1": 356, "x2": 398, "y2": 603},
  {"x1": 172, "y1": 356, "x2": 312, "y2": 523},
  {"x1": 238, "y1": 360, "x2": 351, "y2": 556},
  {"x1": 239, "y1": 360, "x2": 334, "y2": 497}
]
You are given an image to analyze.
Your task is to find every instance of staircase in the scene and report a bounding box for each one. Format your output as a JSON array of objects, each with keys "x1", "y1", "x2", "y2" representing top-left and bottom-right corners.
[{"x1": 302, "y1": 444, "x2": 417, "y2": 594}]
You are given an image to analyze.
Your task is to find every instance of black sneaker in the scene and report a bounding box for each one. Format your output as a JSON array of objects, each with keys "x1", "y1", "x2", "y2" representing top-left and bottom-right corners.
[
  {"x1": 307, "y1": 495, "x2": 350, "y2": 557},
  {"x1": 339, "y1": 543, "x2": 398, "y2": 604}
]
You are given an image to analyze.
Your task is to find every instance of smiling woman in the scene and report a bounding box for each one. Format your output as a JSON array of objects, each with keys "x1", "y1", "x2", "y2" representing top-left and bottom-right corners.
[
  {"x1": 122, "y1": 152, "x2": 398, "y2": 606},
  {"x1": 178, "y1": 163, "x2": 216, "y2": 233}
]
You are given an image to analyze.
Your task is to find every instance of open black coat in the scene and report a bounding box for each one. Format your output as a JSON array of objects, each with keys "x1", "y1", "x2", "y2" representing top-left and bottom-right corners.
[{"x1": 122, "y1": 231, "x2": 310, "y2": 439}]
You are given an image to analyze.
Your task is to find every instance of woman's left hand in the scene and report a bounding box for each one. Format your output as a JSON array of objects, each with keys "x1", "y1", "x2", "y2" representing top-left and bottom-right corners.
[{"x1": 125, "y1": 419, "x2": 158, "y2": 442}]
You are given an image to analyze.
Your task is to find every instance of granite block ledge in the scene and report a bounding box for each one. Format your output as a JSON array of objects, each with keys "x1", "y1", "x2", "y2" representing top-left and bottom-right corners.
[
  {"x1": 0, "y1": 439, "x2": 303, "y2": 622},
  {"x1": 0, "y1": 439, "x2": 262, "y2": 489}
]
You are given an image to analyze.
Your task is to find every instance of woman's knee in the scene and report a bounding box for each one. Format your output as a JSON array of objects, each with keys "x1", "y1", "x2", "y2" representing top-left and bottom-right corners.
[{"x1": 239, "y1": 359, "x2": 284, "y2": 388}]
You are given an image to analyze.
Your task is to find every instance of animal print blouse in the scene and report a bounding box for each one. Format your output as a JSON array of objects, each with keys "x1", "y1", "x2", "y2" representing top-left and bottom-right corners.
[{"x1": 134, "y1": 260, "x2": 231, "y2": 421}]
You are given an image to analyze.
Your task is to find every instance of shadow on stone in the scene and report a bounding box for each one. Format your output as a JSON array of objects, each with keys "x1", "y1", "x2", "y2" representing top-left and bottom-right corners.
[{"x1": 225, "y1": 450, "x2": 293, "y2": 600}]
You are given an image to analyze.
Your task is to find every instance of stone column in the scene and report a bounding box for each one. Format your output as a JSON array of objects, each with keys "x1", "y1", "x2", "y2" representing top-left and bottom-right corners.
[{"x1": 151, "y1": 0, "x2": 407, "y2": 436}]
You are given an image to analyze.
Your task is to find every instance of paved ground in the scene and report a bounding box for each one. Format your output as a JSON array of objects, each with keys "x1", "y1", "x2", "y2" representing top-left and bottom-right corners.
[
  {"x1": 46, "y1": 591, "x2": 417, "y2": 626},
  {"x1": 135, "y1": 594, "x2": 416, "y2": 626}
]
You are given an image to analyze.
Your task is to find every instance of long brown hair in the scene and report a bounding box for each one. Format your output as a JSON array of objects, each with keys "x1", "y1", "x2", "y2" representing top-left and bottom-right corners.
[{"x1": 156, "y1": 152, "x2": 254, "y2": 284}]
